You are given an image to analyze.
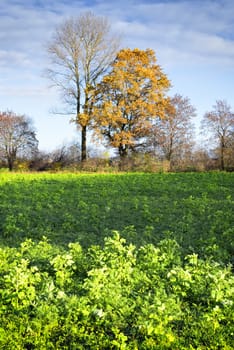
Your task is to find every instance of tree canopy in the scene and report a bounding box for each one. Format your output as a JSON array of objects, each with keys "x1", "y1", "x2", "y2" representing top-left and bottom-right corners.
[
  {"x1": 91, "y1": 48, "x2": 171, "y2": 159},
  {"x1": 0, "y1": 111, "x2": 38, "y2": 171},
  {"x1": 201, "y1": 100, "x2": 234, "y2": 170},
  {"x1": 149, "y1": 94, "x2": 196, "y2": 169}
]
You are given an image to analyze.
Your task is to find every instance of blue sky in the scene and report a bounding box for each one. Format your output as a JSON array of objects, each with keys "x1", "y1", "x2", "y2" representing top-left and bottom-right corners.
[{"x1": 0, "y1": 0, "x2": 234, "y2": 151}]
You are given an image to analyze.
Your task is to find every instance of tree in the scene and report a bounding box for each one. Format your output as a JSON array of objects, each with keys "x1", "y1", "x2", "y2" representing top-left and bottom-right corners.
[
  {"x1": 201, "y1": 100, "x2": 234, "y2": 170},
  {"x1": 46, "y1": 11, "x2": 120, "y2": 161},
  {"x1": 91, "y1": 48, "x2": 170, "y2": 160},
  {"x1": 225, "y1": 131, "x2": 234, "y2": 169},
  {"x1": 0, "y1": 111, "x2": 38, "y2": 171},
  {"x1": 29, "y1": 141, "x2": 82, "y2": 171},
  {"x1": 149, "y1": 94, "x2": 196, "y2": 170}
]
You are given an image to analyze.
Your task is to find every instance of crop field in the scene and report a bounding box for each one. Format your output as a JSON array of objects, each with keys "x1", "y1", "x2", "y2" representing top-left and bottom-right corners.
[
  {"x1": 0, "y1": 172, "x2": 233, "y2": 349},
  {"x1": 0, "y1": 172, "x2": 233, "y2": 262}
]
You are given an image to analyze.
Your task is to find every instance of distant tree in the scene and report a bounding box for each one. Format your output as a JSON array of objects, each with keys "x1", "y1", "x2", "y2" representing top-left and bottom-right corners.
[
  {"x1": 91, "y1": 48, "x2": 170, "y2": 161},
  {"x1": 201, "y1": 100, "x2": 234, "y2": 170},
  {"x1": 0, "y1": 111, "x2": 38, "y2": 171},
  {"x1": 29, "y1": 150, "x2": 51, "y2": 171},
  {"x1": 46, "y1": 11, "x2": 120, "y2": 161},
  {"x1": 30, "y1": 141, "x2": 82, "y2": 171},
  {"x1": 50, "y1": 142, "x2": 82, "y2": 168},
  {"x1": 149, "y1": 94, "x2": 196, "y2": 170}
]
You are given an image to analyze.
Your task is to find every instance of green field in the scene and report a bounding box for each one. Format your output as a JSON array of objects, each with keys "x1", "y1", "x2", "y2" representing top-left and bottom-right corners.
[
  {"x1": 0, "y1": 172, "x2": 233, "y2": 263},
  {"x1": 0, "y1": 172, "x2": 233, "y2": 349}
]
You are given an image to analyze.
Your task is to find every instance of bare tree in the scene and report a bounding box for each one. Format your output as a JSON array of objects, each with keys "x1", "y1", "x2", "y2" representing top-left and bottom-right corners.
[
  {"x1": 149, "y1": 94, "x2": 196, "y2": 170},
  {"x1": 0, "y1": 111, "x2": 38, "y2": 171},
  {"x1": 46, "y1": 11, "x2": 120, "y2": 161},
  {"x1": 50, "y1": 141, "x2": 81, "y2": 166},
  {"x1": 29, "y1": 142, "x2": 81, "y2": 171},
  {"x1": 201, "y1": 100, "x2": 234, "y2": 170}
]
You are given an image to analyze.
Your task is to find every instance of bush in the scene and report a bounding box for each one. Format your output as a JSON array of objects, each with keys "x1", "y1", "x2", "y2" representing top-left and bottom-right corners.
[{"x1": 0, "y1": 233, "x2": 233, "y2": 349}]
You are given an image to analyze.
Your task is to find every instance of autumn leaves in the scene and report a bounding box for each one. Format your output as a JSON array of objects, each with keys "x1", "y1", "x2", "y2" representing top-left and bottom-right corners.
[{"x1": 91, "y1": 49, "x2": 170, "y2": 158}]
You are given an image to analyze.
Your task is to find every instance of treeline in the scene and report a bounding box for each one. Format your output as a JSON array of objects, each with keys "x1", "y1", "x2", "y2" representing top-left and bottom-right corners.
[
  {"x1": 0, "y1": 12, "x2": 233, "y2": 172},
  {"x1": 0, "y1": 139, "x2": 233, "y2": 173},
  {"x1": 0, "y1": 98, "x2": 233, "y2": 172}
]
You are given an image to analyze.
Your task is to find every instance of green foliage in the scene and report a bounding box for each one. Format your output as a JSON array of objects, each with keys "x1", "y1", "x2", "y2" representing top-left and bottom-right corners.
[
  {"x1": 0, "y1": 172, "x2": 233, "y2": 348},
  {"x1": 0, "y1": 233, "x2": 233, "y2": 349},
  {"x1": 0, "y1": 172, "x2": 233, "y2": 264}
]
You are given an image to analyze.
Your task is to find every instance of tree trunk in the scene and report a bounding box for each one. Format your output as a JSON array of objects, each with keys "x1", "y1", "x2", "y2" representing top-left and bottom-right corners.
[
  {"x1": 118, "y1": 145, "x2": 128, "y2": 170},
  {"x1": 220, "y1": 136, "x2": 225, "y2": 170},
  {"x1": 81, "y1": 125, "x2": 87, "y2": 162},
  {"x1": 167, "y1": 136, "x2": 173, "y2": 171},
  {"x1": 118, "y1": 144, "x2": 128, "y2": 158},
  {"x1": 7, "y1": 157, "x2": 14, "y2": 171},
  {"x1": 220, "y1": 146, "x2": 225, "y2": 171}
]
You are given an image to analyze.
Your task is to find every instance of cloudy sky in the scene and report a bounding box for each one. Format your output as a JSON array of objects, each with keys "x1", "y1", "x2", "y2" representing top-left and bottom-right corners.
[{"x1": 0, "y1": 0, "x2": 234, "y2": 151}]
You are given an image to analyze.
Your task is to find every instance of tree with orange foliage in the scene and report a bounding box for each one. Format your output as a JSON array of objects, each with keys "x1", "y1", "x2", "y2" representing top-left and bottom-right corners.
[{"x1": 91, "y1": 48, "x2": 170, "y2": 159}]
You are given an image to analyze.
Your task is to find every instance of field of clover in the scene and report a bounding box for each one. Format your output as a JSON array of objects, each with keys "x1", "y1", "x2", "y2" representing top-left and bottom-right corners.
[{"x1": 0, "y1": 172, "x2": 233, "y2": 349}]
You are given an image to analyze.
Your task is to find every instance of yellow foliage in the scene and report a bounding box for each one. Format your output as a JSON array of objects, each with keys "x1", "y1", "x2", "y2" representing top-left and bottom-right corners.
[
  {"x1": 79, "y1": 113, "x2": 90, "y2": 127},
  {"x1": 91, "y1": 48, "x2": 171, "y2": 155}
]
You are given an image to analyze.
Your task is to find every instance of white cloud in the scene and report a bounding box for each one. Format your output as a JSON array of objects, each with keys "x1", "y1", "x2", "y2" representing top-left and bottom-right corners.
[
  {"x1": 1, "y1": 0, "x2": 234, "y2": 69},
  {"x1": 112, "y1": 0, "x2": 234, "y2": 67}
]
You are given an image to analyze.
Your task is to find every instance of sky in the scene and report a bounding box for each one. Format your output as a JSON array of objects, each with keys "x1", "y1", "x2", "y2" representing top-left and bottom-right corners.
[{"x1": 0, "y1": 0, "x2": 234, "y2": 152}]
